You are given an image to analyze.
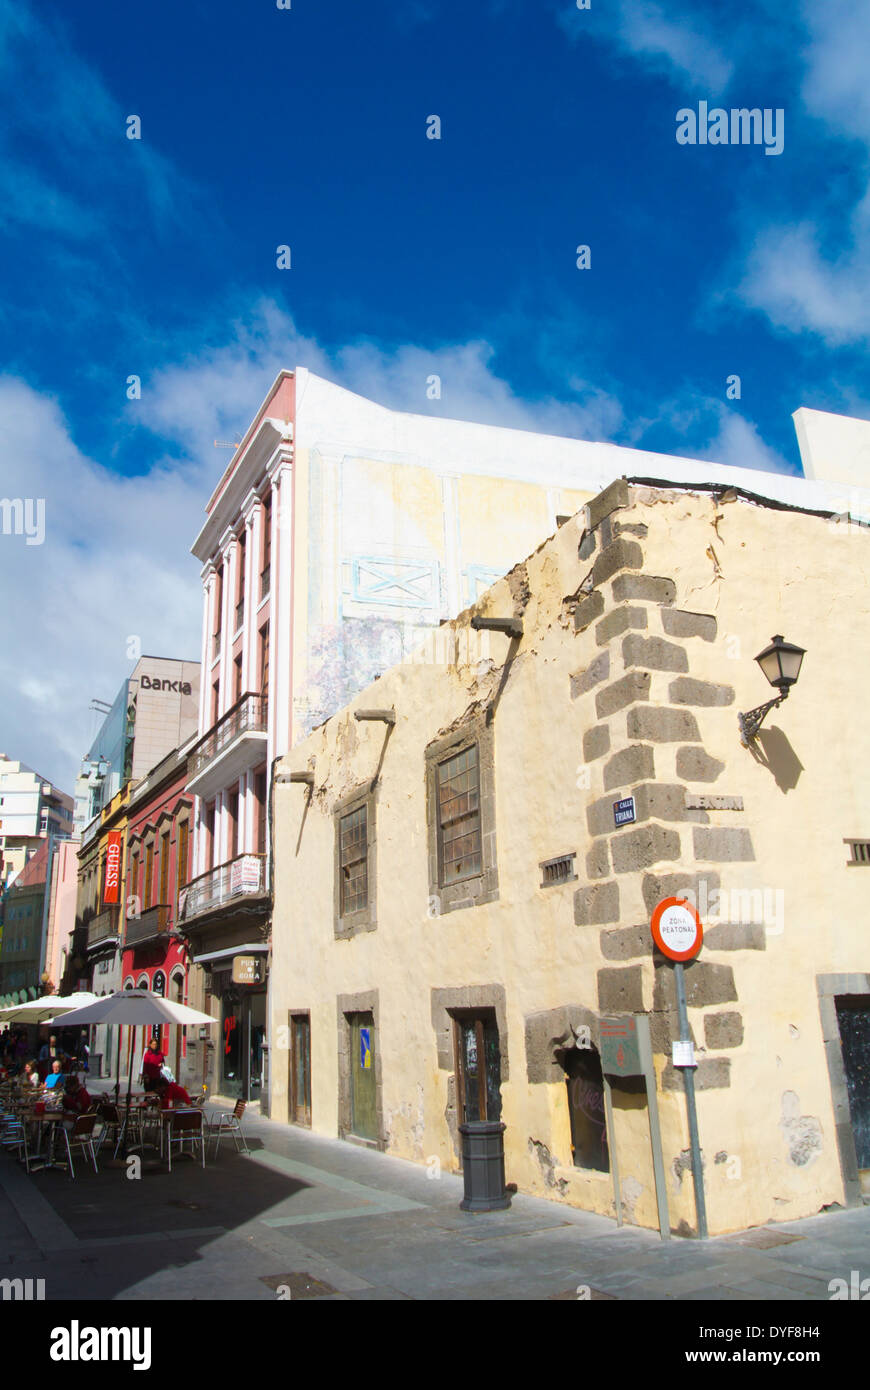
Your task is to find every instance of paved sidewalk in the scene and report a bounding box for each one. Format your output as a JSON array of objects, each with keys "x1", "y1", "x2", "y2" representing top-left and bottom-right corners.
[{"x1": 1, "y1": 1100, "x2": 868, "y2": 1300}]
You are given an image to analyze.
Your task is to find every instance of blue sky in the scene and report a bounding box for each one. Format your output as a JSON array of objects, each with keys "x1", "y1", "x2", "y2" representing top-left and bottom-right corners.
[{"x1": 2, "y1": 0, "x2": 869, "y2": 786}]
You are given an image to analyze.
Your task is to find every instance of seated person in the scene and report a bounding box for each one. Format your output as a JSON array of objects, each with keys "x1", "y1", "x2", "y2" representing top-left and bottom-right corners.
[
  {"x1": 60, "y1": 1075, "x2": 92, "y2": 1130},
  {"x1": 155, "y1": 1077, "x2": 192, "y2": 1109},
  {"x1": 38, "y1": 1035, "x2": 65, "y2": 1065},
  {"x1": 43, "y1": 1060, "x2": 64, "y2": 1091},
  {"x1": 22, "y1": 1060, "x2": 41, "y2": 1088}
]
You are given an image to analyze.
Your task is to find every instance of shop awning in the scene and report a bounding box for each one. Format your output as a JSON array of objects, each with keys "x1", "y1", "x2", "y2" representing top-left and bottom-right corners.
[{"x1": 191, "y1": 944, "x2": 269, "y2": 965}]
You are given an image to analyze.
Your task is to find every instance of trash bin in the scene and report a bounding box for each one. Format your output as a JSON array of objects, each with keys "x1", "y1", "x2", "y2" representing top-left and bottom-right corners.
[{"x1": 459, "y1": 1120, "x2": 511, "y2": 1212}]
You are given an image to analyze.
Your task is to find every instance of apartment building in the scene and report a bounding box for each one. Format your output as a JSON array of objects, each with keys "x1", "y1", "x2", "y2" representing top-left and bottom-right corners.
[
  {"x1": 0, "y1": 754, "x2": 73, "y2": 892},
  {"x1": 181, "y1": 369, "x2": 866, "y2": 1105},
  {"x1": 270, "y1": 478, "x2": 870, "y2": 1235},
  {"x1": 74, "y1": 656, "x2": 200, "y2": 835}
]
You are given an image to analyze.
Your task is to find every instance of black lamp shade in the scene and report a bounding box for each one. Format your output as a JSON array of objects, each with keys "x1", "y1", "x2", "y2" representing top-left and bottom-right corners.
[{"x1": 755, "y1": 634, "x2": 805, "y2": 692}]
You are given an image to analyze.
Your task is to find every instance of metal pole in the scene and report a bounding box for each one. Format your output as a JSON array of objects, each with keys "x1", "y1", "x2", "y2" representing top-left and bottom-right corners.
[
  {"x1": 673, "y1": 962, "x2": 708, "y2": 1239},
  {"x1": 602, "y1": 1072, "x2": 622, "y2": 1227}
]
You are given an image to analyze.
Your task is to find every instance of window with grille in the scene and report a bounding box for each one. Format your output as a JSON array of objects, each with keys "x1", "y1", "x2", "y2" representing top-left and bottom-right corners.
[
  {"x1": 437, "y1": 744, "x2": 481, "y2": 885},
  {"x1": 340, "y1": 804, "x2": 368, "y2": 915},
  {"x1": 845, "y1": 839, "x2": 870, "y2": 866},
  {"x1": 426, "y1": 718, "x2": 498, "y2": 916},
  {"x1": 540, "y1": 853, "x2": 577, "y2": 887}
]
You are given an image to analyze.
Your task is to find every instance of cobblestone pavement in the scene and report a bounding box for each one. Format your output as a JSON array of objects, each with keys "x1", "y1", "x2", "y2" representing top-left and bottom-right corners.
[{"x1": 1, "y1": 1095, "x2": 868, "y2": 1302}]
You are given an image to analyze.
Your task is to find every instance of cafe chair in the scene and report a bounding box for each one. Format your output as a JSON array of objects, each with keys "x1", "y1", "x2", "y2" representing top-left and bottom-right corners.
[
  {"x1": 205, "y1": 1099, "x2": 249, "y2": 1158},
  {"x1": 94, "y1": 1102, "x2": 124, "y2": 1158},
  {"x1": 12, "y1": 1117, "x2": 44, "y2": 1174},
  {"x1": 58, "y1": 1113, "x2": 100, "y2": 1180},
  {"x1": 166, "y1": 1109, "x2": 205, "y2": 1172}
]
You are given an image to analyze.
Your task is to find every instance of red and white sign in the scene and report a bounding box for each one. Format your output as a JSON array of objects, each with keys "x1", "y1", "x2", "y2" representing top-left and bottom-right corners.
[
  {"x1": 104, "y1": 831, "x2": 122, "y2": 905},
  {"x1": 230, "y1": 855, "x2": 261, "y2": 895},
  {"x1": 651, "y1": 896, "x2": 703, "y2": 962}
]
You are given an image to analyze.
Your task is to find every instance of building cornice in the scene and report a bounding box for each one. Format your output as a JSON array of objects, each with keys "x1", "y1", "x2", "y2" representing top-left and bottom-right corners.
[{"x1": 192, "y1": 418, "x2": 285, "y2": 563}]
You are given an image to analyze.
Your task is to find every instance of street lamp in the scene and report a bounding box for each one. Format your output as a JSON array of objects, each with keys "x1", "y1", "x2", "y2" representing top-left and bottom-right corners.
[{"x1": 738, "y1": 635, "x2": 806, "y2": 746}]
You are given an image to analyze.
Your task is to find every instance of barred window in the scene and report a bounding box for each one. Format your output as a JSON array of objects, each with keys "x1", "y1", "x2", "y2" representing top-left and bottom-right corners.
[
  {"x1": 340, "y1": 804, "x2": 368, "y2": 915},
  {"x1": 437, "y1": 744, "x2": 482, "y2": 885}
]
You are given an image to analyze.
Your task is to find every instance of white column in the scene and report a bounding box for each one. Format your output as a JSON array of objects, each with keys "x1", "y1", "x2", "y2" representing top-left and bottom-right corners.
[
  {"x1": 242, "y1": 769, "x2": 255, "y2": 855},
  {"x1": 273, "y1": 462, "x2": 293, "y2": 758},
  {"x1": 266, "y1": 475, "x2": 280, "y2": 766},
  {"x1": 194, "y1": 800, "x2": 208, "y2": 877},
  {"x1": 214, "y1": 790, "x2": 227, "y2": 867},
  {"x1": 219, "y1": 539, "x2": 237, "y2": 714},
  {"x1": 241, "y1": 515, "x2": 255, "y2": 690},
  {"x1": 247, "y1": 502, "x2": 263, "y2": 692},
  {"x1": 199, "y1": 570, "x2": 216, "y2": 733}
]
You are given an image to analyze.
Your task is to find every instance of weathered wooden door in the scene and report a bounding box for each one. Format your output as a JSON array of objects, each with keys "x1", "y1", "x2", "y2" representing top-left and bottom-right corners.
[
  {"x1": 291, "y1": 1014, "x2": 311, "y2": 1126},
  {"x1": 350, "y1": 1012, "x2": 377, "y2": 1141}
]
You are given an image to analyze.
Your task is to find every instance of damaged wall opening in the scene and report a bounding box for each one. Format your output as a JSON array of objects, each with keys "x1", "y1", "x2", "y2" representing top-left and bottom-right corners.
[
  {"x1": 836, "y1": 995, "x2": 870, "y2": 1186},
  {"x1": 557, "y1": 1044, "x2": 609, "y2": 1173}
]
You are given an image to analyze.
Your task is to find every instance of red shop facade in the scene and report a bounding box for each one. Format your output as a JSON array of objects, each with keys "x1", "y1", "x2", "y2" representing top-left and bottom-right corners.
[{"x1": 121, "y1": 737, "x2": 201, "y2": 1092}]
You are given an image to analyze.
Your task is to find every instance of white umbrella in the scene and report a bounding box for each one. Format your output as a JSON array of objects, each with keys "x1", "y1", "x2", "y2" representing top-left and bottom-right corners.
[
  {"x1": 45, "y1": 988, "x2": 217, "y2": 1151},
  {"x1": 45, "y1": 989, "x2": 215, "y2": 1029},
  {"x1": 0, "y1": 992, "x2": 99, "y2": 1023}
]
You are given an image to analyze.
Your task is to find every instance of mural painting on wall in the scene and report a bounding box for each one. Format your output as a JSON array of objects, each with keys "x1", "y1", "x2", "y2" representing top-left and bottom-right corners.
[{"x1": 303, "y1": 618, "x2": 417, "y2": 735}]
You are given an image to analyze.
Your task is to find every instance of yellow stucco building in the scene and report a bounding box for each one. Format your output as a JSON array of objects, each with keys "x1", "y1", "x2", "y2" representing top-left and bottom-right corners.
[{"x1": 269, "y1": 474, "x2": 869, "y2": 1236}]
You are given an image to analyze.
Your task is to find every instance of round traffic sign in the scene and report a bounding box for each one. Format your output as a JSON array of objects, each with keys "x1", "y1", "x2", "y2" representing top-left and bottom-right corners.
[{"x1": 651, "y1": 897, "x2": 703, "y2": 962}]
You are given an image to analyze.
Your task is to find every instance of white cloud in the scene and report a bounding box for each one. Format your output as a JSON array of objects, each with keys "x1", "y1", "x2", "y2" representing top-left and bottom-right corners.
[
  {"x1": 737, "y1": 214, "x2": 870, "y2": 345},
  {"x1": 612, "y1": 1, "x2": 733, "y2": 91},
  {"x1": 2, "y1": 302, "x2": 797, "y2": 795},
  {"x1": 727, "y1": 5, "x2": 870, "y2": 344},
  {"x1": 0, "y1": 378, "x2": 204, "y2": 791},
  {"x1": 0, "y1": 0, "x2": 195, "y2": 251},
  {"x1": 138, "y1": 299, "x2": 627, "y2": 456},
  {"x1": 698, "y1": 408, "x2": 792, "y2": 475},
  {"x1": 558, "y1": 0, "x2": 733, "y2": 91},
  {"x1": 800, "y1": 0, "x2": 870, "y2": 144}
]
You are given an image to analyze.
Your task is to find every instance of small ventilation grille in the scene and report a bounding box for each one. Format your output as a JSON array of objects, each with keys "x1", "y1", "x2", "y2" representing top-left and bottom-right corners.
[
  {"x1": 845, "y1": 839, "x2": 870, "y2": 866},
  {"x1": 540, "y1": 853, "x2": 577, "y2": 888}
]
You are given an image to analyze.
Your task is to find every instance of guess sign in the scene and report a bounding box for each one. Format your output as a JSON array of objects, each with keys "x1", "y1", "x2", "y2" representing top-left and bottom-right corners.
[{"x1": 104, "y1": 832, "x2": 122, "y2": 904}]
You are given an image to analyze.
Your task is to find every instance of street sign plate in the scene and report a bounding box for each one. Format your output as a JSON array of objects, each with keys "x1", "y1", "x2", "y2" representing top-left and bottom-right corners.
[
  {"x1": 232, "y1": 955, "x2": 263, "y2": 985},
  {"x1": 651, "y1": 897, "x2": 703, "y2": 961},
  {"x1": 599, "y1": 1015, "x2": 643, "y2": 1076},
  {"x1": 613, "y1": 796, "x2": 636, "y2": 827}
]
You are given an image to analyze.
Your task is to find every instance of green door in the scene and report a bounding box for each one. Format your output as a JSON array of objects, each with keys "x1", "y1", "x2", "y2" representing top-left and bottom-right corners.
[{"x1": 350, "y1": 1012, "x2": 377, "y2": 1141}]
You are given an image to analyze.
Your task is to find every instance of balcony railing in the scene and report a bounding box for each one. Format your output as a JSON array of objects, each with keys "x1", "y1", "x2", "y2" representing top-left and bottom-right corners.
[
  {"x1": 188, "y1": 692, "x2": 267, "y2": 780},
  {"x1": 87, "y1": 906, "x2": 120, "y2": 949},
  {"x1": 260, "y1": 565, "x2": 270, "y2": 599},
  {"x1": 177, "y1": 853, "x2": 266, "y2": 923},
  {"x1": 125, "y1": 902, "x2": 170, "y2": 948}
]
